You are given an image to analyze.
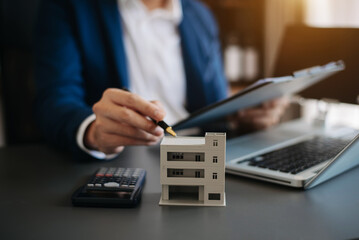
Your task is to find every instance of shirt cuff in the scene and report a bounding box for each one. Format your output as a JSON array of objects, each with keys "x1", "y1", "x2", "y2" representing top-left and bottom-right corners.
[{"x1": 76, "y1": 114, "x2": 119, "y2": 160}]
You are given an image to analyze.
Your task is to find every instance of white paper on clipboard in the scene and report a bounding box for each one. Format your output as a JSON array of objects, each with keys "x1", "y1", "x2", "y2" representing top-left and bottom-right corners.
[{"x1": 173, "y1": 61, "x2": 345, "y2": 130}]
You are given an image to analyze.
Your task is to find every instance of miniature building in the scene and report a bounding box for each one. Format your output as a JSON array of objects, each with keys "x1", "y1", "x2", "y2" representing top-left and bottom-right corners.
[{"x1": 159, "y1": 133, "x2": 226, "y2": 206}]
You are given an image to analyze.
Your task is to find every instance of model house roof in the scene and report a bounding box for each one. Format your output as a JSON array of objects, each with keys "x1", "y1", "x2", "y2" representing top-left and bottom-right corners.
[{"x1": 161, "y1": 136, "x2": 205, "y2": 146}]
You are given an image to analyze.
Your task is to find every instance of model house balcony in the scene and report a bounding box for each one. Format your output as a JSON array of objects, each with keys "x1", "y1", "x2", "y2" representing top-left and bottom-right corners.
[
  {"x1": 167, "y1": 152, "x2": 205, "y2": 162},
  {"x1": 167, "y1": 169, "x2": 205, "y2": 178}
]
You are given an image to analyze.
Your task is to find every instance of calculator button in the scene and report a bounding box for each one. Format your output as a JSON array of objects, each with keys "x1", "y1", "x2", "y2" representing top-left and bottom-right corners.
[
  {"x1": 104, "y1": 182, "x2": 120, "y2": 188},
  {"x1": 114, "y1": 170, "x2": 123, "y2": 177},
  {"x1": 106, "y1": 168, "x2": 116, "y2": 176},
  {"x1": 96, "y1": 167, "x2": 108, "y2": 177},
  {"x1": 95, "y1": 184, "x2": 102, "y2": 187},
  {"x1": 87, "y1": 184, "x2": 94, "y2": 187},
  {"x1": 129, "y1": 185, "x2": 135, "y2": 188},
  {"x1": 98, "y1": 167, "x2": 108, "y2": 172}
]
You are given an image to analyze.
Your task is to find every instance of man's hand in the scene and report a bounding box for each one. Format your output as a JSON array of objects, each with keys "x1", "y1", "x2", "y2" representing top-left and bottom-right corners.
[
  {"x1": 232, "y1": 97, "x2": 290, "y2": 133},
  {"x1": 84, "y1": 88, "x2": 166, "y2": 154}
]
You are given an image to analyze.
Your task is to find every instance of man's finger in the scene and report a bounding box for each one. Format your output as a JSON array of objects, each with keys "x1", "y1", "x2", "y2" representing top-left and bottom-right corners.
[
  {"x1": 96, "y1": 118, "x2": 164, "y2": 139},
  {"x1": 98, "y1": 132, "x2": 161, "y2": 150},
  {"x1": 105, "y1": 89, "x2": 165, "y2": 121}
]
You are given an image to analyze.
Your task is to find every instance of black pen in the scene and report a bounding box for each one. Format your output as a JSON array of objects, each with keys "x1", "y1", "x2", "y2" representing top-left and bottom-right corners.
[
  {"x1": 121, "y1": 88, "x2": 177, "y2": 137},
  {"x1": 155, "y1": 120, "x2": 177, "y2": 137}
]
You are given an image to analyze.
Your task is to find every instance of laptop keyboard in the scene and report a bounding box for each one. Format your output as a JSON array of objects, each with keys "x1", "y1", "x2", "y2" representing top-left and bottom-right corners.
[{"x1": 246, "y1": 137, "x2": 352, "y2": 175}]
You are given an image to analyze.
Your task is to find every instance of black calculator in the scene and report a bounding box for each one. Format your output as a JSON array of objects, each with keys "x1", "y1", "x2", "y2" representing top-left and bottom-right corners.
[{"x1": 72, "y1": 167, "x2": 146, "y2": 208}]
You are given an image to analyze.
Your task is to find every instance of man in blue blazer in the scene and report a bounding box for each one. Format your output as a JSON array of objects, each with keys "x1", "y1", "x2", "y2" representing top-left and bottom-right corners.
[{"x1": 35, "y1": 0, "x2": 288, "y2": 160}]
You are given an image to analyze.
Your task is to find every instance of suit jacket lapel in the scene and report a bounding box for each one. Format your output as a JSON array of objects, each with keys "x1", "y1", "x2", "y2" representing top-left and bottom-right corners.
[
  {"x1": 179, "y1": 0, "x2": 209, "y2": 113},
  {"x1": 97, "y1": 0, "x2": 129, "y2": 88}
]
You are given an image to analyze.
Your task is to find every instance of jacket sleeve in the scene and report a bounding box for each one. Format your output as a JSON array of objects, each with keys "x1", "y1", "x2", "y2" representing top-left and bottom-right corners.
[{"x1": 34, "y1": 0, "x2": 97, "y2": 161}]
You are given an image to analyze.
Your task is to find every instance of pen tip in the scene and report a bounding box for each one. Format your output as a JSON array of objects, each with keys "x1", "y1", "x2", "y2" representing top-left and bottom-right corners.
[{"x1": 166, "y1": 127, "x2": 177, "y2": 137}]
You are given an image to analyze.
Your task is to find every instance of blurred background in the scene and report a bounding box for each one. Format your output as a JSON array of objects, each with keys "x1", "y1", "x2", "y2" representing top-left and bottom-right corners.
[{"x1": 1, "y1": 0, "x2": 359, "y2": 147}]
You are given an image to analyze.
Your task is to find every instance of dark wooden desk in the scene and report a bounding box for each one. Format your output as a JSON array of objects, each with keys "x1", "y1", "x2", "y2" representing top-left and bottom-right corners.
[{"x1": 1, "y1": 144, "x2": 359, "y2": 240}]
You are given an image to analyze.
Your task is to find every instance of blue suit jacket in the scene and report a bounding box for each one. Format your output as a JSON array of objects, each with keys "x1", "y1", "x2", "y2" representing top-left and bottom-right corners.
[{"x1": 35, "y1": 0, "x2": 228, "y2": 160}]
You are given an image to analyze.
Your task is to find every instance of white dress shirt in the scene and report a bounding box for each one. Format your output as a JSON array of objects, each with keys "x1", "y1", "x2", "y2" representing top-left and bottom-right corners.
[{"x1": 76, "y1": 0, "x2": 188, "y2": 159}]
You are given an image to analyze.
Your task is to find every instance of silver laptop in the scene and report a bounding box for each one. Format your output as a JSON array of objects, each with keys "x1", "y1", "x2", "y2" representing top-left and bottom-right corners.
[{"x1": 226, "y1": 119, "x2": 359, "y2": 189}]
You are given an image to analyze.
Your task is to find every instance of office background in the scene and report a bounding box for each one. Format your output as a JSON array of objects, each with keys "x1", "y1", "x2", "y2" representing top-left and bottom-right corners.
[{"x1": 1, "y1": 0, "x2": 359, "y2": 147}]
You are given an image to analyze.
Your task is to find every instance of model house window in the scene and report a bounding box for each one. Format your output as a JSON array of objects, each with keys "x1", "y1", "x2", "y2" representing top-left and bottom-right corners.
[
  {"x1": 195, "y1": 155, "x2": 201, "y2": 161},
  {"x1": 171, "y1": 153, "x2": 184, "y2": 160},
  {"x1": 213, "y1": 140, "x2": 218, "y2": 147},
  {"x1": 208, "y1": 193, "x2": 220, "y2": 200},
  {"x1": 212, "y1": 173, "x2": 217, "y2": 179},
  {"x1": 172, "y1": 169, "x2": 183, "y2": 176},
  {"x1": 213, "y1": 156, "x2": 218, "y2": 163},
  {"x1": 195, "y1": 171, "x2": 201, "y2": 178}
]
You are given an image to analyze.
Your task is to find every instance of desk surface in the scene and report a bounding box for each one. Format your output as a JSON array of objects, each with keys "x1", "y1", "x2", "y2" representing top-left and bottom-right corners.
[{"x1": 1, "y1": 144, "x2": 359, "y2": 240}]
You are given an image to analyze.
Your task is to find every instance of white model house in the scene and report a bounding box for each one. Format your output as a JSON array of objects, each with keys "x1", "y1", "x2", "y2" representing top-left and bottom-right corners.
[{"x1": 159, "y1": 132, "x2": 226, "y2": 206}]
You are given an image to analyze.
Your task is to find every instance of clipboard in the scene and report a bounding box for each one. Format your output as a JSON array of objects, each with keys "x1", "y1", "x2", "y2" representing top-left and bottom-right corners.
[{"x1": 173, "y1": 61, "x2": 345, "y2": 130}]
